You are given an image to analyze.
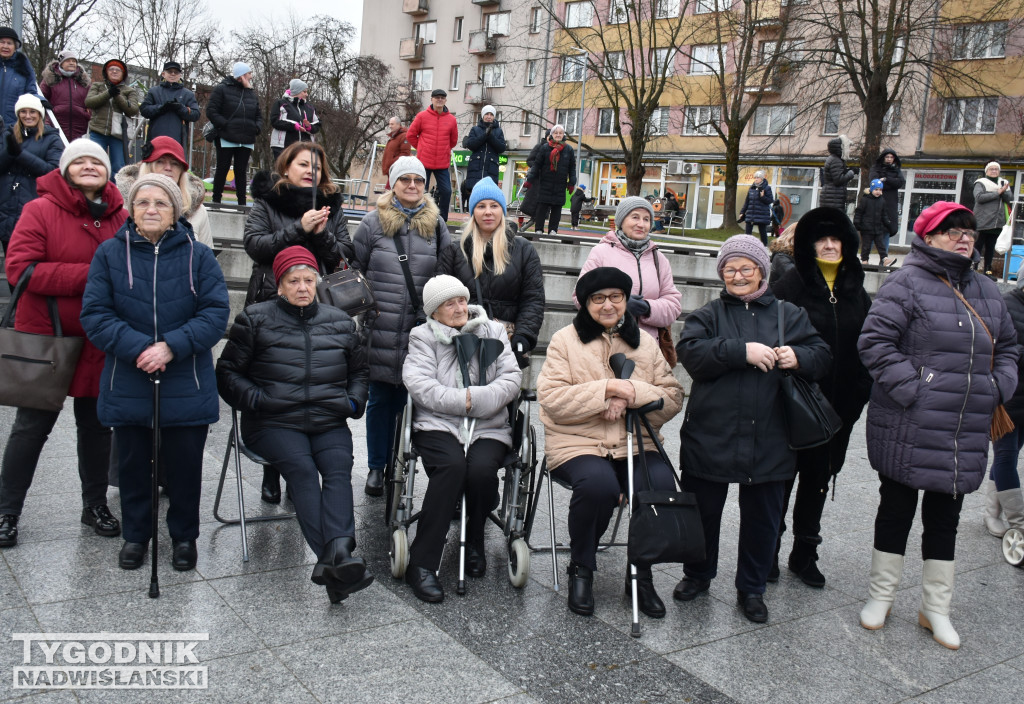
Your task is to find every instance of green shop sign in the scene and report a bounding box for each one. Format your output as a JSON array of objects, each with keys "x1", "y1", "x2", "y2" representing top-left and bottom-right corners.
[{"x1": 451, "y1": 150, "x2": 509, "y2": 167}]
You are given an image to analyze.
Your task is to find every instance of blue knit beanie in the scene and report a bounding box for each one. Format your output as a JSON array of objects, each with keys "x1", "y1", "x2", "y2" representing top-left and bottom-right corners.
[
  {"x1": 869, "y1": 178, "x2": 884, "y2": 191},
  {"x1": 232, "y1": 62, "x2": 252, "y2": 79},
  {"x1": 469, "y1": 177, "x2": 506, "y2": 214}
]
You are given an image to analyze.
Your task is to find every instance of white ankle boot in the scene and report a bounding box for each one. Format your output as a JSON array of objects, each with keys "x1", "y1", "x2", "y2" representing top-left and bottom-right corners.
[
  {"x1": 860, "y1": 549, "x2": 904, "y2": 630},
  {"x1": 918, "y1": 559, "x2": 959, "y2": 650},
  {"x1": 984, "y1": 478, "x2": 1008, "y2": 537}
]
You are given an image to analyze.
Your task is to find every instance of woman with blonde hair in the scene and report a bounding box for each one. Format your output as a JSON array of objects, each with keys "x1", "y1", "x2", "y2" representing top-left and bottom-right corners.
[{"x1": 769, "y1": 222, "x2": 797, "y2": 282}]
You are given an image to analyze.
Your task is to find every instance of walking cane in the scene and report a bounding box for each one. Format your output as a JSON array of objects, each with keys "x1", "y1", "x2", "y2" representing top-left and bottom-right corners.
[
  {"x1": 609, "y1": 353, "x2": 641, "y2": 636},
  {"x1": 149, "y1": 371, "x2": 161, "y2": 599}
]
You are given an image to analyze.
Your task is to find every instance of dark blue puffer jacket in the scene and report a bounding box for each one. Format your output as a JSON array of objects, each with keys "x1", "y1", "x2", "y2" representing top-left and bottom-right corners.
[
  {"x1": 462, "y1": 119, "x2": 506, "y2": 189},
  {"x1": 0, "y1": 126, "x2": 64, "y2": 245},
  {"x1": 80, "y1": 219, "x2": 230, "y2": 428},
  {"x1": 0, "y1": 53, "x2": 41, "y2": 127},
  {"x1": 740, "y1": 182, "x2": 773, "y2": 224},
  {"x1": 858, "y1": 238, "x2": 1019, "y2": 495}
]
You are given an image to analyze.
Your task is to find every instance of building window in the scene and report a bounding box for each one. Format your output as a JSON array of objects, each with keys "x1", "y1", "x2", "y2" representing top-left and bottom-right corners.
[
  {"x1": 454, "y1": 17, "x2": 463, "y2": 42},
  {"x1": 942, "y1": 97, "x2": 998, "y2": 134},
  {"x1": 481, "y1": 63, "x2": 505, "y2": 88},
  {"x1": 485, "y1": 12, "x2": 511, "y2": 37},
  {"x1": 695, "y1": 0, "x2": 723, "y2": 13},
  {"x1": 530, "y1": 7, "x2": 542, "y2": 33},
  {"x1": 603, "y1": 51, "x2": 625, "y2": 79},
  {"x1": 450, "y1": 66, "x2": 460, "y2": 91},
  {"x1": 565, "y1": 1, "x2": 593, "y2": 28},
  {"x1": 414, "y1": 21, "x2": 436, "y2": 44},
  {"x1": 760, "y1": 39, "x2": 804, "y2": 64},
  {"x1": 752, "y1": 104, "x2": 796, "y2": 135},
  {"x1": 555, "y1": 108, "x2": 581, "y2": 135},
  {"x1": 560, "y1": 54, "x2": 586, "y2": 82},
  {"x1": 690, "y1": 45, "x2": 722, "y2": 75},
  {"x1": 648, "y1": 108, "x2": 669, "y2": 135},
  {"x1": 651, "y1": 48, "x2": 675, "y2": 76},
  {"x1": 655, "y1": 0, "x2": 678, "y2": 19},
  {"x1": 598, "y1": 108, "x2": 616, "y2": 135},
  {"x1": 522, "y1": 120, "x2": 534, "y2": 137},
  {"x1": 525, "y1": 59, "x2": 538, "y2": 86},
  {"x1": 609, "y1": 0, "x2": 628, "y2": 24},
  {"x1": 882, "y1": 102, "x2": 900, "y2": 135},
  {"x1": 410, "y1": 69, "x2": 433, "y2": 92},
  {"x1": 953, "y1": 21, "x2": 1007, "y2": 59},
  {"x1": 822, "y1": 103, "x2": 840, "y2": 135},
  {"x1": 684, "y1": 105, "x2": 720, "y2": 136}
]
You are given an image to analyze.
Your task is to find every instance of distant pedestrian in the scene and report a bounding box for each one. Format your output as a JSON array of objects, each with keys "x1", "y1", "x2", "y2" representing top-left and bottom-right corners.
[
  {"x1": 854, "y1": 179, "x2": 895, "y2": 266},
  {"x1": 819, "y1": 135, "x2": 856, "y2": 212},
  {"x1": 270, "y1": 78, "x2": 320, "y2": 160},
  {"x1": 406, "y1": 89, "x2": 458, "y2": 222},
  {"x1": 139, "y1": 60, "x2": 200, "y2": 146},
  {"x1": 739, "y1": 170, "x2": 773, "y2": 245},
  {"x1": 524, "y1": 124, "x2": 576, "y2": 234},
  {"x1": 570, "y1": 184, "x2": 594, "y2": 228},
  {"x1": 380, "y1": 115, "x2": 411, "y2": 189},
  {"x1": 973, "y1": 161, "x2": 1013, "y2": 277},
  {"x1": 868, "y1": 148, "x2": 905, "y2": 245},
  {"x1": 462, "y1": 104, "x2": 506, "y2": 196},
  {"x1": 206, "y1": 62, "x2": 262, "y2": 206},
  {"x1": 41, "y1": 49, "x2": 91, "y2": 141},
  {"x1": 84, "y1": 59, "x2": 141, "y2": 178},
  {"x1": 0, "y1": 27, "x2": 44, "y2": 128}
]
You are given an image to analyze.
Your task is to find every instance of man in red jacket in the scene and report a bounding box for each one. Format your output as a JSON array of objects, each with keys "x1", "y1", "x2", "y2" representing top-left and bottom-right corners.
[
  {"x1": 381, "y1": 115, "x2": 411, "y2": 189},
  {"x1": 406, "y1": 89, "x2": 458, "y2": 222}
]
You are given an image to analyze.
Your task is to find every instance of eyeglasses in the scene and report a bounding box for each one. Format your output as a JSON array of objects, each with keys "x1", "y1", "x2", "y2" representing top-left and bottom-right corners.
[
  {"x1": 396, "y1": 176, "x2": 426, "y2": 186},
  {"x1": 722, "y1": 266, "x2": 759, "y2": 278},
  {"x1": 941, "y1": 229, "x2": 976, "y2": 241},
  {"x1": 588, "y1": 291, "x2": 625, "y2": 305},
  {"x1": 135, "y1": 199, "x2": 173, "y2": 211}
]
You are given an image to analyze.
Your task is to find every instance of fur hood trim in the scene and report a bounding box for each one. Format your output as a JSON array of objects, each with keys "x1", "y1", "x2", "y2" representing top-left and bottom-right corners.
[
  {"x1": 425, "y1": 305, "x2": 490, "y2": 346},
  {"x1": 42, "y1": 62, "x2": 89, "y2": 87},
  {"x1": 572, "y1": 308, "x2": 641, "y2": 348},
  {"x1": 115, "y1": 162, "x2": 206, "y2": 219},
  {"x1": 250, "y1": 171, "x2": 343, "y2": 218},
  {"x1": 375, "y1": 190, "x2": 443, "y2": 239}
]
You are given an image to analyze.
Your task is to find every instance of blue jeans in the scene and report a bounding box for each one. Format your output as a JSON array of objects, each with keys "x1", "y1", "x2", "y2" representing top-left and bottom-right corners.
[
  {"x1": 424, "y1": 168, "x2": 452, "y2": 222},
  {"x1": 991, "y1": 427, "x2": 1024, "y2": 490},
  {"x1": 365, "y1": 381, "x2": 408, "y2": 471},
  {"x1": 88, "y1": 132, "x2": 126, "y2": 179}
]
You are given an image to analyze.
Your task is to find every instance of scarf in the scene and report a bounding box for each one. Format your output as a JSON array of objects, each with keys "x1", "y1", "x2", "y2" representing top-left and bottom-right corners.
[
  {"x1": 548, "y1": 138, "x2": 565, "y2": 172},
  {"x1": 58, "y1": 66, "x2": 76, "y2": 78},
  {"x1": 816, "y1": 257, "x2": 841, "y2": 292},
  {"x1": 396, "y1": 200, "x2": 427, "y2": 220},
  {"x1": 737, "y1": 279, "x2": 769, "y2": 303},
  {"x1": 615, "y1": 229, "x2": 651, "y2": 256}
]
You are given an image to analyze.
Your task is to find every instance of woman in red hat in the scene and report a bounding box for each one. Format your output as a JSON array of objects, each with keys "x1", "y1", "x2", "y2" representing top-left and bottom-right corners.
[
  {"x1": 216, "y1": 245, "x2": 373, "y2": 603},
  {"x1": 858, "y1": 200, "x2": 1018, "y2": 649},
  {"x1": 117, "y1": 136, "x2": 212, "y2": 247}
]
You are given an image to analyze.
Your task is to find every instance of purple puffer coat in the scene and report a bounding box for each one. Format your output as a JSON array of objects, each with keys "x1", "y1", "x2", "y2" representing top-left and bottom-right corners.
[{"x1": 858, "y1": 237, "x2": 1018, "y2": 495}]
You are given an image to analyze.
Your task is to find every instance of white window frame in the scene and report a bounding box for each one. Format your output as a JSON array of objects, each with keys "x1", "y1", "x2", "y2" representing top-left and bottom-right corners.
[
  {"x1": 522, "y1": 119, "x2": 534, "y2": 137},
  {"x1": 414, "y1": 21, "x2": 436, "y2": 44},
  {"x1": 450, "y1": 65, "x2": 460, "y2": 91},
  {"x1": 695, "y1": 0, "x2": 722, "y2": 14},
  {"x1": 525, "y1": 59, "x2": 538, "y2": 86},
  {"x1": 822, "y1": 103, "x2": 840, "y2": 135},
  {"x1": 555, "y1": 108, "x2": 581, "y2": 136},
  {"x1": 481, "y1": 63, "x2": 506, "y2": 88},
  {"x1": 485, "y1": 12, "x2": 511, "y2": 37},
  {"x1": 953, "y1": 21, "x2": 1007, "y2": 59},
  {"x1": 752, "y1": 104, "x2": 796, "y2": 135},
  {"x1": 410, "y1": 68, "x2": 433, "y2": 92},
  {"x1": 683, "y1": 105, "x2": 720, "y2": 136},
  {"x1": 609, "y1": 0, "x2": 628, "y2": 24},
  {"x1": 654, "y1": 0, "x2": 678, "y2": 19},
  {"x1": 560, "y1": 54, "x2": 586, "y2": 82},
  {"x1": 942, "y1": 97, "x2": 998, "y2": 134},
  {"x1": 598, "y1": 108, "x2": 616, "y2": 135},
  {"x1": 648, "y1": 108, "x2": 670, "y2": 135},
  {"x1": 690, "y1": 44, "x2": 721, "y2": 75},
  {"x1": 565, "y1": 1, "x2": 593, "y2": 28},
  {"x1": 454, "y1": 17, "x2": 463, "y2": 42},
  {"x1": 530, "y1": 7, "x2": 542, "y2": 33},
  {"x1": 651, "y1": 48, "x2": 675, "y2": 76},
  {"x1": 882, "y1": 102, "x2": 900, "y2": 135},
  {"x1": 603, "y1": 51, "x2": 626, "y2": 79}
]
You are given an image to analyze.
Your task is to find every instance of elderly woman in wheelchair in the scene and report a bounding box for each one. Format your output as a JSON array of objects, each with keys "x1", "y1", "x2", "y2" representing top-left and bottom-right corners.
[
  {"x1": 537, "y1": 267, "x2": 683, "y2": 618},
  {"x1": 400, "y1": 274, "x2": 523, "y2": 603},
  {"x1": 216, "y1": 246, "x2": 372, "y2": 604}
]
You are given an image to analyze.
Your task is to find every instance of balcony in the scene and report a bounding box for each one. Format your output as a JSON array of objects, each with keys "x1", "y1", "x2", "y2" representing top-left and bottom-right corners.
[
  {"x1": 464, "y1": 81, "x2": 491, "y2": 105},
  {"x1": 468, "y1": 30, "x2": 497, "y2": 55},
  {"x1": 402, "y1": 0, "x2": 429, "y2": 15},
  {"x1": 399, "y1": 37, "x2": 425, "y2": 61},
  {"x1": 471, "y1": 0, "x2": 500, "y2": 5}
]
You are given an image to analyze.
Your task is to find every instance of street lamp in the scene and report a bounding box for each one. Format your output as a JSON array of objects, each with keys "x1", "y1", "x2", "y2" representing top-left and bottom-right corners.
[{"x1": 572, "y1": 46, "x2": 588, "y2": 189}]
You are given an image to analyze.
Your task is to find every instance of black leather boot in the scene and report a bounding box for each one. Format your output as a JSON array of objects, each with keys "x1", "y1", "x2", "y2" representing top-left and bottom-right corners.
[
  {"x1": 788, "y1": 536, "x2": 826, "y2": 588},
  {"x1": 261, "y1": 467, "x2": 281, "y2": 504},
  {"x1": 567, "y1": 561, "x2": 594, "y2": 616},
  {"x1": 466, "y1": 543, "x2": 486, "y2": 578},
  {"x1": 405, "y1": 565, "x2": 444, "y2": 602},
  {"x1": 364, "y1": 468, "x2": 384, "y2": 497},
  {"x1": 0, "y1": 514, "x2": 19, "y2": 547},
  {"x1": 625, "y1": 568, "x2": 666, "y2": 618},
  {"x1": 118, "y1": 541, "x2": 148, "y2": 570},
  {"x1": 81, "y1": 505, "x2": 121, "y2": 537},
  {"x1": 171, "y1": 540, "x2": 198, "y2": 571},
  {"x1": 737, "y1": 590, "x2": 768, "y2": 622},
  {"x1": 312, "y1": 537, "x2": 373, "y2": 601}
]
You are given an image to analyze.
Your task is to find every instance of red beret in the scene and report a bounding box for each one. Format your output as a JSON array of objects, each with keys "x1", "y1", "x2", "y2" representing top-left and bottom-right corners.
[
  {"x1": 143, "y1": 136, "x2": 186, "y2": 166},
  {"x1": 913, "y1": 200, "x2": 973, "y2": 237},
  {"x1": 273, "y1": 246, "x2": 319, "y2": 285}
]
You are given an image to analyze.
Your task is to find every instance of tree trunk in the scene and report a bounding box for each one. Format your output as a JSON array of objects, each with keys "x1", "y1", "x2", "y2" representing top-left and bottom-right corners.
[{"x1": 721, "y1": 132, "x2": 743, "y2": 230}]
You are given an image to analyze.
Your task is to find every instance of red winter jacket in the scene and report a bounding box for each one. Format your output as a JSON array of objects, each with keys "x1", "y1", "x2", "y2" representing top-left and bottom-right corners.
[
  {"x1": 5, "y1": 170, "x2": 127, "y2": 398},
  {"x1": 406, "y1": 106, "x2": 458, "y2": 170}
]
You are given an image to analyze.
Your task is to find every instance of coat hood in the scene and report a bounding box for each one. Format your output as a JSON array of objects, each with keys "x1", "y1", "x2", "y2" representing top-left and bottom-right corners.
[
  {"x1": 874, "y1": 148, "x2": 901, "y2": 169},
  {"x1": 250, "y1": 171, "x2": 343, "y2": 218},
  {"x1": 784, "y1": 206, "x2": 865, "y2": 292},
  {"x1": 35, "y1": 169, "x2": 124, "y2": 218},
  {"x1": 827, "y1": 135, "x2": 850, "y2": 160},
  {"x1": 375, "y1": 189, "x2": 442, "y2": 240},
  {"x1": 42, "y1": 61, "x2": 89, "y2": 87},
  {"x1": 115, "y1": 162, "x2": 206, "y2": 219}
]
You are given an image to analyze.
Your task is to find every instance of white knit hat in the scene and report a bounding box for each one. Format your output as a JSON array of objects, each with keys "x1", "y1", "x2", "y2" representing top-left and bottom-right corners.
[
  {"x1": 14, "y1": 94, "x2": 44, "y2": 118},
  {"x1": 422, "y1": 275, "x2": 470, "y2": 318},
  {"x1": 481, "y1": 105, "x2": 496, "y2": 117},
  {"x1": 59, "y1": 138, "x2": 112, "y2": 180},
  {"x1": 389, "y1": 155, "x2": 426, "y2": 187}
]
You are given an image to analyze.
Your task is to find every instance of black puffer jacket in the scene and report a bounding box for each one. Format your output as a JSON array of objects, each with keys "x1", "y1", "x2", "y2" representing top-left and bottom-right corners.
[
  {"x1": 216, "y1": 297, "x2": 368, "y2": 437},
  {"x1": 351, "y1": 191, "x2": 456, "y2": 384},
  {"x1": 205, "y1": 77, "x2": 262, "y2": 144},
  {"x1": 853, "y1": 190, "x2": 893, "y2": 237},
  {"x1": 820, "y1": 136, "x2": 855, "y2": 211},
  {"x1": 447, "y1": 229, "x2": 545, "y2": 352},
  {"x1": 771, "y1": 207, "x2": 872, "y2": 426},
  {"x1": 526, "y1": 138, "x2": 576, "y2": 205},
  {"x1": 677, "y1": 290, "x2": 831, "y2": 484},
  {"x1": 140, "y1": 81, "x2": 200, "y2": 143},
  {"x1": 243, "y1": 171, "x2": 353, "y2": 305},
  {"x1": 1002, "y1": 286, "x2": 1024, "y2": 427},
  {"x1": 868, "y1": 149, "x2": 905, "y2": 230},
  {"x1": 462, "y1": 118, "x2": 506, "y2": 189},
  {"x1": 740, "y1": 182, "x2": 773, "y2": 224}
]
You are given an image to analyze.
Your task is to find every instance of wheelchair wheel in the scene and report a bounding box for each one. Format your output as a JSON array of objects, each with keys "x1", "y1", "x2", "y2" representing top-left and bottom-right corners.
[
  {"x1": 390, "y1": 529, "x2": 409, "y2": 578},
  {"x1": 384, "y1": 405, "x2": 409, "y2": 527},
  {"x1": 507, "y1": 538, "x2": 530, "y2": 588},
  {"x1": 1003, "y1": 527, "x2": 1024, "y2": 566}
]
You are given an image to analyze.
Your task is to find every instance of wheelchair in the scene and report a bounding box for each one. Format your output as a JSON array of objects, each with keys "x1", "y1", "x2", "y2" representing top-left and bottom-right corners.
[{"x1": 384, "y1": 388, "x2": 539, "y2": 594}]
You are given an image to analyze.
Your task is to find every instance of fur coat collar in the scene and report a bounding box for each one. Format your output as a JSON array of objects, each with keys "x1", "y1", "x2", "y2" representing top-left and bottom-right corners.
[
  {"x1": 375, "y1": 190, "x2": 442, "y2": 240},
  {"x1": 572, "y1": 309, "x2": 641, "y2": 348},
  {"x1": 116, "y1": 162, "x2": 206, "y2": 219}
]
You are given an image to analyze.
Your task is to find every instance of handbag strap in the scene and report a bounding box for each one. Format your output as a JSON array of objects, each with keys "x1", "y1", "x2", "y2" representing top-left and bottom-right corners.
[
  {"x1": 938, "y1": 275, "x2": 995, "y2": 371},
  {"x1": 777, "y1": 301, "x2": 786, "y2": 347},
  {"x1": 629, "y1": 408, "x2": 683, "y2": 492},
  {"x1": 0, "y1": 263, "x2": 63, "y2": 336}
]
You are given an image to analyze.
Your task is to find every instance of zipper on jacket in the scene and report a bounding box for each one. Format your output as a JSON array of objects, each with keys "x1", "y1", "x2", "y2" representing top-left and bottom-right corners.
[
  {"x1": 302, "y1": 319, "x2": 313, "y2": 428},
  {"x1": 152, "y1": 243, "x2": 160, "y2": 342},
  {"x1": 952, "y1": 297, "x2": 976, "y2": 499},
  {"x1": 110, "y1": 357, "x2": 117, "y2": 390}
]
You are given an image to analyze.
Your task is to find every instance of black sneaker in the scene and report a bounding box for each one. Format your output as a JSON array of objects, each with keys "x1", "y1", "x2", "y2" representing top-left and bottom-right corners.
[{"x1": 81, "y1": 505, "x2": 121, "y2": 537}]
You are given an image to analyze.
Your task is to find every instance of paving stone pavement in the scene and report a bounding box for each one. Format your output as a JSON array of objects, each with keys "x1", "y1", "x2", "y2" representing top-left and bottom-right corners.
[{"x1": 0, "y1": 397, "x2": 1021, "y2": 703}]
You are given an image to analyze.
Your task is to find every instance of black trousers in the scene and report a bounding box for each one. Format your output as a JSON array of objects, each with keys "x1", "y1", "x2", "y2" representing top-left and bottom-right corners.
[
  {"x1": 0, "y1": 398, "x2": 110, "y2": 515},
  {"x1": 860, "y1": 230, "x2": 889, "y2": 261},
  {"x1": 977, "y1": 227, "x2": 1001, "y2": 272},
  {"x1": 409, "y1": 430, "x2": 506, "y2": 571},
  {"x1": 682, "y1": 475, "x2": 785, "y2": 595},
  {"x1": 873, "y1": 474, "x2": 965, "y2": 561},
  {"x1": 212, "y1": 145, "x2": 252, "y2": 205},
  {"x1": 570, "y1": 206, "x2": 582, "y2": 228},
  {"x1": 246, "y1": 425, "x2": 355, "y2": 557},
  {"x1": 551, "y1": 452, "x2": 676, "y2": 571},
  {"x1": 745, "y1": 221, "x2": 768, "y2": 246},
  {"x1": 533, "y1": 203, "x2": 563, "y2": 233},
  {"x1": 116, "y1": 425, "x2": 207, "y2": 543}
]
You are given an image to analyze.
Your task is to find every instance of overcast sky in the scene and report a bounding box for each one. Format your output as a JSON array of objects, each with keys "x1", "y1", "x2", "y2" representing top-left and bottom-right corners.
[{"x1": 208, "y1": 0, "x2": 363, "y2": 45}]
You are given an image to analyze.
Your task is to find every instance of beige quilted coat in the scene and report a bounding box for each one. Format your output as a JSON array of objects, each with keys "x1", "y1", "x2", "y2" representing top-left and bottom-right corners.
[{"x1": 538, "y1": 323, "x2": 683, "y2": 471}]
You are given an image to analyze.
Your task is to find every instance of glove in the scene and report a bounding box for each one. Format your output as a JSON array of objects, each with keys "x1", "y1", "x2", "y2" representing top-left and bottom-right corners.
[
  {"x1": 160, "y1": 102, "x2": 175, "y2": 114},
  {"x1": 176, "y1": 103, "x2": 190, "y2": 118},
  {"x1": 107, "y1": 83, "x2": 120, "y2": 97},
  {"x1": 40, "y1": 98, "x2": 53, "y2": 112},
  {"x1": 5, "y1": 131, "x2": 21, "y2": 156},
  {"x1": 627, "y1": 295, "x2": 651, "y2": 318},
  {"x1": 510, "y1": 334, "x2": 530, "y2": 355},
  {"x1": 845, "y1": 169, "x2": 856, "y2": 180}
]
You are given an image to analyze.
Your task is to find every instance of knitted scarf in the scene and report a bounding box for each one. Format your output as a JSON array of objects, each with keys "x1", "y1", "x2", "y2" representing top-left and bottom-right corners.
[
  {"x1": 548, "y1": 138, "x2": 565, "y2": 172},
  {"x1": 615, "y1": 229, "x2": 651, "y2": 255}
]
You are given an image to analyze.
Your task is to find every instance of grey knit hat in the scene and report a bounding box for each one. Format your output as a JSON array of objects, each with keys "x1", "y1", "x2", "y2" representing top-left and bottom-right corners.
[
  {"x1": 716, "y1": 234, "x2": 771, "y2": 280},
  {"x1": 128, "y1": 173, "x2": 184, "y2": 222},
  {"x1": 289, "y1": 78, "x2": 308, "y2": 94},
  {"x1": 59, "y1": 138, "x2": 112, "y2": 180},
  {"x1": 615, "y1": 196, "x2": 655, "y2": 228},
  {"x1": 389, "y1": 155, "x2": 427, "y2": 187},
  {"x1": 422, "y1": 274, "x2": 470, "y2": 318}
]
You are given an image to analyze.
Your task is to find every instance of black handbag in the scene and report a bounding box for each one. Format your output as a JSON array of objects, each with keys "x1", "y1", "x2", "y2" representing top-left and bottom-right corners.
[
  {"x1": 776, "y1": 303, "x2": 842, "y2": 450},
  {"x1": 317, "y1": 263, "x2": 376, "y2": 317},
  {"x1": 626, "y1": 406, "x2": 705, "y2": 568},
  {"x1": 0, "y1": 263, "x2": 84, "y2": 412}
]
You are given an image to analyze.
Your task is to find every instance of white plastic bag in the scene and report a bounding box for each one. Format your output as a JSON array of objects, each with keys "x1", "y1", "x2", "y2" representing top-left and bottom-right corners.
[{"x1": 996, "y1": 222, "x2": 1013, "y2": 255}]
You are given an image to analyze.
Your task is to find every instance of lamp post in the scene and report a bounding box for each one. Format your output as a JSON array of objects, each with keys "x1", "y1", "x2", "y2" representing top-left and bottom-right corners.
[{"x1": 573, "y1": 46, "x2": 588, "y2": 189}]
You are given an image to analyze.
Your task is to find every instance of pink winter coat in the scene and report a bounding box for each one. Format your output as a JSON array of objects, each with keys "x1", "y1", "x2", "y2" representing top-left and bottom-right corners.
[{"x1": 573, "y1": 232, "x2": 683, "y2": 339}]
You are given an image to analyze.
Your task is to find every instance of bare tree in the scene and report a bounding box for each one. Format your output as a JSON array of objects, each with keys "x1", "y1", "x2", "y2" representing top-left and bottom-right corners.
[
  {"x1": 0, "y1": 0, "x2": 105, "y2": 72},
  {"x1": 98, "y1": 0, "x2": 217, "y2": 81}
]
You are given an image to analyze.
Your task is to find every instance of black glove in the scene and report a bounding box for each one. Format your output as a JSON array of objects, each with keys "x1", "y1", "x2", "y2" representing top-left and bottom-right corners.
[
  {"x1": 510, "y1": 334, "x2": 530, "y2": 355},
  {"x1": 40, "y1": 98, "x2": 53, "y2": 112},
  {"x1": 485, "y1": 124, "x2": 493, "y2": 134},
  {"x1": 107, "y1": 83, "x2": 120, "y2": 98},
  {"x1": 627, "y1": 295, "x2": 651, "y2": 318},
  {"x1": 5, "y1": 131, "x2": 21, "y2": 156},
  {"x1": 845, "y1": 169, "x2": 856, "y2": 181},
  {"x1": 176, "y1": 103, "x2": 190, "y2": 118}
]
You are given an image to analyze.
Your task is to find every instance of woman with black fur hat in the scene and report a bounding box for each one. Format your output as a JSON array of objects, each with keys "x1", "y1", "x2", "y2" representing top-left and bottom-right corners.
[{"x1": 769, "y1": 207, "x2": 873, "y2": 588}]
